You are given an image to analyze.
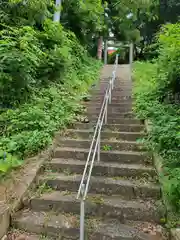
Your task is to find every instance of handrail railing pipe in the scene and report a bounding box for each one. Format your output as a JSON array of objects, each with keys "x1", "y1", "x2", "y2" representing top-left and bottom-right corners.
[
  {"x1": 76, "y1": 54, "x2": 119, "y2": 240},
  {"x1": 129, "y1": 42, "x2": 133, "y2": 80}
]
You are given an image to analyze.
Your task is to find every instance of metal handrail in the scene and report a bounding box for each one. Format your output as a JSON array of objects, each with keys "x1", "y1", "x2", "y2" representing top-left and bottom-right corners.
[{"x1": 76, "y1": 54, "x2": 119, "y2": 240}]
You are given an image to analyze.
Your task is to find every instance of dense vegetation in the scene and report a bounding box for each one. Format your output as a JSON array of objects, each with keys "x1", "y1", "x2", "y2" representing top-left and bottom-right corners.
[
  {"x1": 133, "y1": 23, "x2": 180, "y2": 222},
  {"x1": 0, "y1": 0, "x2": 158, "y2": 175},
  {"x1": 106, "y1": 0, "x2": 180, "y2": 60},
  {"x1": 0, "y1": 0, "x2": 102, "y2": 175},
  {"x1": 1, "y1": 0, "x2": 180, "y2": 223}
]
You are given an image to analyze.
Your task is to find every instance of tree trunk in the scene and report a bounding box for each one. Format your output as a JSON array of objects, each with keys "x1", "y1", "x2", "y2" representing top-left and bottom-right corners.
[{"x1": 97, "y1": 36, "x2": 103, "y2": 60}]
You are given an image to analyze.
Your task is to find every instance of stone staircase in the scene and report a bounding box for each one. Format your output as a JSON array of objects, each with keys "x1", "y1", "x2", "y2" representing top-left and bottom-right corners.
[{"x1": 11, "y1": 65, "x2": 164, "y2": 240}]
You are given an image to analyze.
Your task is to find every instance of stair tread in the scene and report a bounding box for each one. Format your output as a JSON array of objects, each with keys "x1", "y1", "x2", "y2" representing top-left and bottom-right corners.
[
  {"x1": 67, "y1": 129, "x2": 144, "y2": 134},
  {"x1": 13, "y1": 210, "x2": 156, "y2": 240},
  {"x1": 7, "y1": 232, "x2": 42, "y2": 240},
  {"x1": 40, "y1": 172, "x2": 159, "y2": 189},
  {"x1": 58, "y1": 138, "x2": 141, "y2": 144},
  {"x1": 50, "y1": 158, "x2": 154, "y2": 171},
  {"x1": 32, "y1": 190, "x2": 157, "y2": 210},
  {"x1": 75, "y1": 123, "x2": 144, "y2": 127},
  {"x1": 55, "y1": 147, "x2": 147, "y2": 155}
]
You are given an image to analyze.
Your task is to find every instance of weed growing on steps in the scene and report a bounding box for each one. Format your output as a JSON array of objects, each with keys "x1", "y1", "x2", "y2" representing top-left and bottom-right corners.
[
  {"x1": 112, "y1": 175, "x2": 157, "y2": 183},
  {"x1": 102, "y1": 144, "x2": 112, "y2": 151},
  {"x1": 36, "y1": 182, "x2": 53, "y2": 196},
  {"x1": 62, "y1": 168, "x2": 74, "y2": 176},
  {"x1": 40, "y1": 235, "x2": 53, "y2": 240},
  {"x1": 88, "y1": 195, "x2": 105, "y2": 205},
  {"x1": 61, "y1": 190, "x2": 71, "y2": 196}
]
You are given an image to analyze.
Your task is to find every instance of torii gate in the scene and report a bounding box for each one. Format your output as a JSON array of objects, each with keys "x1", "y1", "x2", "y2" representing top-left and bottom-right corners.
[
  {"x1": 104, "y1": 38, "x2": 134, "y2": 81},
  {"x1": 104, "y1": 38, "x2": 133, "y2": 67}
]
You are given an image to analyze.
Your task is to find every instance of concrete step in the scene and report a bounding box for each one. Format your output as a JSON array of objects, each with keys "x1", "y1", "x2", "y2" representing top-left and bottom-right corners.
[
  {"x1": 88, "y1": 119, "x2": 143, "y2": 125},
  {"x1": 29, "y1": 192, "x2": 161, "y2": 223},
  {"x1": 100, "y1": 84, "x2": 129, "y2": 88},
  {"x1": 57, "y1": 139, "x2": 145, "y2": 152},
  {"x1": 6, "y1": 232, "x2": 42, "y2": 240},
  {"x1": 87, "y1": 113, "x2": 137, "y2": 120},
  {"x1": 84, "y1": 103, "x2": 133, "y2": 108},
  {"x1": 47, "y1": 158, "x2": 156, "y2": 178},
  {"x1": 87, "y1": 107, "x2": 132, "y2": 114},
  {"x1": 62, "y1": 129, "x2": 144, "y2": 141},
  {"x1": 86, "y1": 102, "x2": 132, "y2": 107},
  {"x1": 53, "y1": 147, "x2": 151, "y2": 164},
  {"x1": 89, "y1": 98, "x2": 133, "y2": 103},
  {"x1": 92, "y1": 90, "x2": 132, "y2": 94},
  {"x1": 92, "y1": 91, "x2": 132, "y2": 95},
  {"x1": 92, "y1": 91, "x2": 132, "y2": 96},
  {"x1": 39, "y1": 173, "x2": 160, "y2": 200},
  {"x1": 76, "y1": 118, "x2": 143, "y2": 125},
  {"x1": 87, "y1": 107, "x2": 133, "y2": 112},
  {"x1": 13, "y1": 211, "x2": 158, "y2": 240},
  {"x1": 105, "y1": 118, "x2": 143, "y2": 124},
  {"x1": 91, "y1": 95, "x2": 133, "y2": 100},
  {"x1": 74, "y1": 123, "x2": 144, "y2": 132},
  {"x1": 90, "y1": 94, "x2": 133, "y2": 99}
]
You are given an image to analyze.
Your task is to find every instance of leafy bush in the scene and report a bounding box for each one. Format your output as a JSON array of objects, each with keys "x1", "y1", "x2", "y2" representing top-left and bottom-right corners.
[
  {"x1": 0, "y1": 16, "x2": 102, "y2": 176},
  {"x1": 0, "y1": 19, "x2": 97, "y2": 107},
  {"x1": 0, "y1": 59, "x2": 101, "y2": 175},
  {"x1": 143, "y1": 42, "x2": 159, "y2": 60},
  {"x1": 133, "y1": 60, "x2": 180, "y2": 215},
  {"x1": 0, "y1": 26, "x2": 43, "y2": 106},
  {"x1": 156, "y1": 23, "x2": 180, "y2": 101},
  {"x1": 133, "y1": 20, "x2": 180, "y2": 219}
]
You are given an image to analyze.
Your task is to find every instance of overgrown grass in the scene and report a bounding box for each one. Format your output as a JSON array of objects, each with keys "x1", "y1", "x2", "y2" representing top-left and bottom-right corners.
[
  {"x1": 0, "y1": 9, "x2": 103, "y2": 177},
  {"x1": 0, "y1": 57, "x2": 101, "y2": 176},
  {"x1": 133, "y1": 61, "x2": 180, "y2": 226},
  {"x1": 133, "y1": 24, "x2": 180, "y2": 222}
]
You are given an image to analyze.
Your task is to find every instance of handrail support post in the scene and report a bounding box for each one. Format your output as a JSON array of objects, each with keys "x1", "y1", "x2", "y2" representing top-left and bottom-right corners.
[
  {"x1": 105, "y1": 95, "x2": 108, "y2": 124},
  {"x1": 109, "y1": 82, "x2": 112, "y2": 104},
  {"x1": 80, "y1": 184, "x2": 85, "y2": 240},
  {"x1": 97, "y1": 131, "x2": 101, "y2": 162}
]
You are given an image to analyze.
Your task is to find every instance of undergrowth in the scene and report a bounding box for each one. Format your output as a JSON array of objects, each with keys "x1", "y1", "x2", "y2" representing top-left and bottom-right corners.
[
  {"x1": 133, "y1": 23, "x2": 180, "y2": 226},
  {"x1": 0, "y1": 19, "x2": 102, "y2": 176}
]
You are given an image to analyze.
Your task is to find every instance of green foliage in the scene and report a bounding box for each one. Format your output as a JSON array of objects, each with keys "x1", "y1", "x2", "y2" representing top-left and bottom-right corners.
[
  {"x1": 0, "y1": 25, "x2": 43, "y2": 106},
  {"x1": 61, "y1": 0, "x2": 104, "y2": 46},
  {"x1": 105, "y1": 0, "x2": 157, "y2": 43},
  {"x1": 0, "y1": 0, "x2": 53, "y2": 26},
  {"x1": 0, "y1": 150, "x2": 22, "y2": 174},
  {"x1": 133, "y1": 60, "x2": 180, "y2": 214},
  {"x1": 0, "y1": 1, "x2": 102, "y2": 176},
  {"x1": 0, "y1": 59, "x2": 101, "y2": 174},
  {"x1": 157, "y1": 23, "x2": 180, "y2": 99},
  {"x1": 133, "y1": 25, "x2": 180, "y2": 215},
  {"x1": 143, "y1": 42, "x2": 159, "y2": 60}
]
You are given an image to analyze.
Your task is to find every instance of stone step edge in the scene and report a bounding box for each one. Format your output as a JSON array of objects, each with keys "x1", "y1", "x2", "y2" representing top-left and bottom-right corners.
[
  {"x1": 29, "y1": 191, "x2": 161, "y2": 223},
  {"x1": 31, "y1": 190, "x2": 156, "y2": 211},
  {"x1": 74, "y1": 123, "x2": 144, "y2": 127},
  {"x1": 64, "y1": 129, "x2": 145, "y2": 135},
  {"x1": 57, "y1": 138, "x2": 142, "y2": 145},
  {"x1": 54, "y1": 147, "x2": 147, "y2": 156},
  {"x1": 38, "y1": 172, "x2": 160, "y2": 199},
  {"x1": 53, "y1": 147, "x2": 151, "y2": 165},
  {"x1": 12, "y1": 210, "x2": 157, "y2": 240},
  {"x1": 48, "y1": 158, "x2": 155, "y2": 174},
  {"x1": 56, "y1": 138, "x2": 145, "y2": 152},
  {"x1": 40, "y1": 172, "x2": 159, "y2": 188},
  {"x1": 46, "y1": 158, "x2": 156, "y2": 178}
]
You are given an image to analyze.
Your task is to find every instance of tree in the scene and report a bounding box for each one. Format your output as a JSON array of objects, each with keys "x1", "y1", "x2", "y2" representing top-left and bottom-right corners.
[{"x1": 60, "y1": 0, "x2": 104, "y2": 51}]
